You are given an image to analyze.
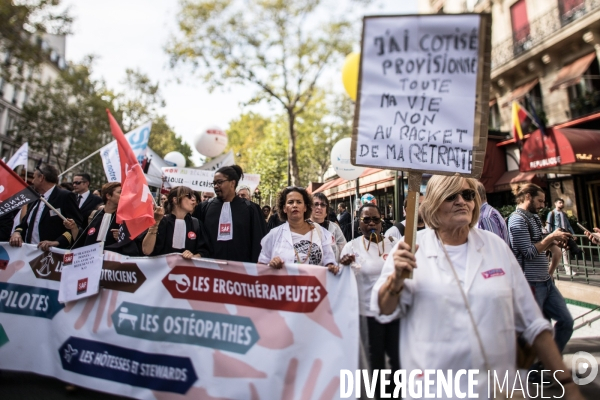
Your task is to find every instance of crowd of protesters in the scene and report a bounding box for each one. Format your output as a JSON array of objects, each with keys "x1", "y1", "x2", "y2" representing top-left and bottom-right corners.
[{"x1": 1, "y1": 162, "x2": 591, "y2": 399}]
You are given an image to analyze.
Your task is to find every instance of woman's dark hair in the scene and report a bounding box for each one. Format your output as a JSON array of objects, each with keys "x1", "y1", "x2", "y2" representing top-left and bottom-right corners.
[
  {"x1": 215, "y1": 165, "x2": 244, "y2": 188},
  {"x1": 357, "y1": 203, "x2": 381, "y2": 218},
  {"x1": 165, "y1": 186, "x2": 195, "y2": 214},
  {"x1": 101, "y1": 182, "x2": 121, "y2": 203},
  {"x1": 59, "y1": 182, "x2": 74, "y2": 192},
  {"x1": 276, "y1": 187, "x2": 313, "y2": 221},
  {"x1": 514, "y1": 183, "x2": 543, "y2": 204}
]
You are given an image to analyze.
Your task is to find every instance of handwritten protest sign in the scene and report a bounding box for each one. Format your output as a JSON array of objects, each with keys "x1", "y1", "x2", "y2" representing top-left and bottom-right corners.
[{"x1": 351, "y1": 13, "x2": 491, "y2": 178}]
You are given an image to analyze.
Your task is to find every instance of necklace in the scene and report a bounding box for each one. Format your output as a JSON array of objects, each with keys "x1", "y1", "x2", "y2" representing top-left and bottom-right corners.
[
  {"x1": 362, "y1": 233, "x2": 384, "y2": 257},
  {"x1": 293, "y1": 225, "x2": 314, "y2": 264}
]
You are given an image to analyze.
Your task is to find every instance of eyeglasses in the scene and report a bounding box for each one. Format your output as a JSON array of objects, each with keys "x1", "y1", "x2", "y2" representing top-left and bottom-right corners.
[
  {"x1": 72, "y1": 181, "x2": 84, "y2": 185},
  {"x1": 313, "y1": 202, "x2": 328, "y2": 208},
  {"x1": 184, "y1": 193, "x2": 194, "y2": 200},
  {"x1": 212, "y1": 179, "x2": 230, "y2": 187},
  {"x1": 445, "y1": 189, "x2": 476, "y2": 202},
  {"x1": 360, "y1": 217, "x2": 382, "y2": 224}
]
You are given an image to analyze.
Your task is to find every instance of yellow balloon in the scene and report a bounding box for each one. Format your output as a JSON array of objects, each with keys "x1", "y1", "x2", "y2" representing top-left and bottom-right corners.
[{"x1": 341, "y1": 52, "x2": 360, "y2": 101}]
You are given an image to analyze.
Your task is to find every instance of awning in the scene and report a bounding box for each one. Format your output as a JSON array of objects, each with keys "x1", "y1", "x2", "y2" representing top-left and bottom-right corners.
[
  {"x1": 494, "y1": 170, "x2": 540, "y2": 192},
  {"x1": 550, "y1": 53, "x2": 596, "y2": 92},
  {"x1": 313, "y1": 177, "x2": 344, "y2": 194},
  {"x1": 480, "y1": 139, "x2": 507, "y2": 192},
  {"x1": 520, "y1": 127, "x2": 600, "y2": 174},
  {"x1": 501, "y1": 79, "x2": 539, "y2": 107}
]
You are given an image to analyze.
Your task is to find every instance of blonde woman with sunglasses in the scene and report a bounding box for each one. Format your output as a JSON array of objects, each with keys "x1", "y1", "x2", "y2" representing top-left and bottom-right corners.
[{"x1": 142, "y1": 186, "x2": 208, "y2": 259}]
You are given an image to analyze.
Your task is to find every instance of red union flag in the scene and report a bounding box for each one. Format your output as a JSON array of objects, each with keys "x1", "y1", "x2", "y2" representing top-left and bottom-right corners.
[
  {"x1": 163, "y1": 266, "x2": 327, "y2": 313},
  {"x1": 0, "y1": 159, "x2": 39, "y2": 217},
  {"x1": 106, "y1": 110, "x2": 155, "y2": 238}
]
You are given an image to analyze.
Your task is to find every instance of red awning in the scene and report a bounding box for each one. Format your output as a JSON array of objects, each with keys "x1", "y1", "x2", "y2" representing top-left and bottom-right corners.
[
  {"x1": 313, "y1": 177, "x2": 344, "y2": 194},
  {"x1": 494, "y1": 170, "x2": 540, "y2": 192},
  {"x1": 501, "y1": 79, "x2": 539, "y2": 107},
  {"x1": 550, "y1": 53, "x2": 596, "y2": 92},
  {"x1": 480, "y1": 139, "x2": 507, "y2": 193},
  {"x1": 520, "y1": 127, "x2": 600, "y2": 173}
]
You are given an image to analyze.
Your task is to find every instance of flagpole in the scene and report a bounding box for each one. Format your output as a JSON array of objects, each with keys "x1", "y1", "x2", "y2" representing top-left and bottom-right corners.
[{"x1": 58, "y1": 148, "x2": 102, "y2": 178}]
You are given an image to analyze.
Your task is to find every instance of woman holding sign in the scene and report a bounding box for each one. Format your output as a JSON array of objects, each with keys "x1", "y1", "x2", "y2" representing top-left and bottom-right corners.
[
  {"x1": 340, "y1": 202, "x2": 399, "y2": 396},
  {"x1": 372, "y1": 175, "x2": 583, "y2": 399},
  {"x1": 142, "y1": 186, "x2": 208, "y2": 259},
  {"x1": 259, "y1": 187, "x2": 347, "y2": 273}
]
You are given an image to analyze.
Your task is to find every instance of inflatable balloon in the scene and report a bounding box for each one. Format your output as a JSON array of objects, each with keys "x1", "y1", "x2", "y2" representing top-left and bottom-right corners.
[
  {"x1": 361, "y1": 193, "x2": 376, "y2": 205},
  {"x1": 164, "y1": 151, "x2": 186, "y2": 167},
  {"x1": 195, "y1": 126, "x2": 228, "y2": 158},
  {"x1": 341, "y1": 52, "x2": 360, "y2": 101},
  {"x1": 330, "y1": 137, "x2": 365, "y2": 180}
]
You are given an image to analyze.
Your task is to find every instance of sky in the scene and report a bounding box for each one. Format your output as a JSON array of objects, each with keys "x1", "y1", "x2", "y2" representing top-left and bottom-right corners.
[{"x1": 63, "y1": 0, "x2": 418, "y2": 165}]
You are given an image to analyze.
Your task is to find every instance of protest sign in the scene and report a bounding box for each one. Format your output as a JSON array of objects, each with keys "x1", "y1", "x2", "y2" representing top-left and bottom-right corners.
[
  {"x1": 0, "y1": 243, "x2": 358, "y2": 399},
  {"x1": 162, "y1": 167, "x2": 260, "y2": 193},
  {"x1": 58, "y1": 243, "x2": 104, "y2": 303},
  {"x1": 351, "y1": 13, "x2": 491, "y2": 177},
  {"x1": 100, "y1": 122, "x2": 152, "y2": 183}
]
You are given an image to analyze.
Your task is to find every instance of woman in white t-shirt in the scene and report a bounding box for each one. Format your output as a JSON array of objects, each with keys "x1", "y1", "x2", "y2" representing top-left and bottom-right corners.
[
  {"x1": 340, "y1": 203, "x2": 399, "y2": 396},
  {"x1": 259, "y1": 187, "x2": 344, "y2": 273}
]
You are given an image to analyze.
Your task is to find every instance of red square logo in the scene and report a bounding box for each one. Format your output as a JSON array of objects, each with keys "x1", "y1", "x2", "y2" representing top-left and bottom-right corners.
[
  {"x1": 219, "y1": 223, "x2": 231, "y2": 234},
  {"x1": 77, "y1": 278, "x2": 88, "y2": 295},
  {"x1": 63, "y1": 253, "x2": 74, "y2": 265}
]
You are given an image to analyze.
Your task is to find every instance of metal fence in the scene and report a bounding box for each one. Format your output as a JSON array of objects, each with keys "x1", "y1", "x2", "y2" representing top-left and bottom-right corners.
[
  {"x1": 492, "y1": 0, "x2": 600, "y2": 70},
  {"x1": 553, "y1": 234, "x2": 600, "y2": 285}
]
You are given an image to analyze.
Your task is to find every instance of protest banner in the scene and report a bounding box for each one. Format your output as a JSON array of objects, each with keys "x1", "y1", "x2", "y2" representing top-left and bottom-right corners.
[
  {"x1": 58, "y1": 243, "x2": 104, "y2": 303},
  {"x1": 0, "y1": 159, "x2": 39, "y2": 217},
  {"x1": 100, "y1": 121, "x2": 152, "y2": 183},
  {"x1": 351, "y1": 14, "x2": 492, "y2": 263},
  {"x1": 162, "y1": 167, "x2": 261, "y2": 194},
  {"x1": 0, "y1": 243, "x2": 358, "y2": 399}
]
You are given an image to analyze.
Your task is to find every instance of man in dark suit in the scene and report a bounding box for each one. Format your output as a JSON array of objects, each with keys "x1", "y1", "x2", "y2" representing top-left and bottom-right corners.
[
  {"x1": 9, "y1": 164, "x2": 83, "y2": 251},
  {"x1": 73, "y1": 173, "x2": 103, "y2": 221}
]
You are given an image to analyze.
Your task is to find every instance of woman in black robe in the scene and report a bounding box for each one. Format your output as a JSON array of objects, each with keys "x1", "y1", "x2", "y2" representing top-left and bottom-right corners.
[
  {"x1": 193, "y1": 165, "x2": 267, "y2": 262},
  {"x1": 142, "y1": 186, "x2": 208, "y2": 258},
  {"x1": 77, "y1": 182, "x2": 121, "y2": 248}
]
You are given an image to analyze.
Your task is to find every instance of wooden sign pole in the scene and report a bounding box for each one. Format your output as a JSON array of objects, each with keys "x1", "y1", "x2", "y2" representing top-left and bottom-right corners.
[{"x1": 401, "y1": 172, "x2": 422, "y2": 279}]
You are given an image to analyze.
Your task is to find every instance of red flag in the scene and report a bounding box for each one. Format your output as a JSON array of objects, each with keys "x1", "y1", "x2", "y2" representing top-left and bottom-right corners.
[
  {"x1": 0, "y1": 160, "x2": 39, "y2": 217},
  {"x1": 106, "y1": 110, "x2": 155, "y2": 239}
]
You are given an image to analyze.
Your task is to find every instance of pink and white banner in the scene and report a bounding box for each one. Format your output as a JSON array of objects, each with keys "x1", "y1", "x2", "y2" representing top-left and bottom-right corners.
[{"x1": 0, "y1": 243, "x2": 358, "y2": 399}]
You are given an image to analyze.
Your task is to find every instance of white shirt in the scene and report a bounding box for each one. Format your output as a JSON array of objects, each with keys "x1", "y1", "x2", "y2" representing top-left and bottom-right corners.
[
  {"x1": 384, "y1": 224, "x2": 403, "y2": 239},
  {"x1": 370, "y1": 228, "x2": 551, "y2": 399},
  {"x1": 259, "y1": 222, "x2": 336, "y2": 267},
  {"x1": 443, "y1": 242, "x2": 468, "y2": 287},
  {"x1": 326, "y1": 221, "x2": 347, "y2": 263},
  {"x1": 340, "y1": 235, "x2": 397, "y2": 318},
  {"x1": 29, "y1": 185, "x2": 56, "y2": 244},
  {"x1": 76, "y1": 190, "x2": 90, "y2": 207}
]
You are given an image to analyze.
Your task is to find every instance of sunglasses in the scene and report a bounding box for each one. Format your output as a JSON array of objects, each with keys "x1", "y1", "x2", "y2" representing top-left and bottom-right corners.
[
  {"x1": 360, "y1": 217, "x2": 382, "y2": 224},
  {"x1": 445, "y1": 189, "x2": 476, "y2": 202},
  {"x1": 183, "y1": 193, "x2": 194, "y2": 200},
  {"x1": 313, "y1": 202, "x2": 328, "y2": 208},
  {"x1": 212, "y1": 179, "x2": 230, "y2": 187},
  {"x1": 72, "y1": 181, "x2": 84, "y2": 185}
]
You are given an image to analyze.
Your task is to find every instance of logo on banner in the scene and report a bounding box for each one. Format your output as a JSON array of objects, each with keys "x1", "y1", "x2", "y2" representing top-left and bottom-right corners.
[
  {"x1": 58, "y1": 337, "x2": 198, "y2": 394},
  {"x1": 63, "y1": 253, "x2": 74, "y2": 265},
  {"x1": 187, "y1": 231, "x2": 196, "y2": 240},
  {"x1": 219, "y1": 224, "x2": 231, "y2": 235},
  {"x1": 0, "y1": 282, "x2": 64, "y2": 319},
  {"x1": 163, "y1": 266, "x2": 327, "y2": 313},
  {"x1": 29, "y1": 251, "x2": 65, "y2": 280},
  {"x1": 77, "y1": 278, "x2": 88, "y2": 295},
  {"x1": 111, "y1": 302, "x2": 260, "y2": 354},
  {"x1": 88, "y1": 227, "x2": 96, "y2": 236}
]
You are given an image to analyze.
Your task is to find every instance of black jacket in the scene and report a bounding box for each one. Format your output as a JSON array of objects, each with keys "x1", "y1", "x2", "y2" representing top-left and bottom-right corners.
[
  {"x1": 149, "y1": 214, "x2": 209, "y2": 257},
  {"x1": 338, "y1": 210, "x2": 351, "y2": 226},
  {"x1": 14, "y1": 186, "x2": 83, "y2": 248},
  {"x1": 78, "y1": 192, "x2": 104, "y2": 222}
]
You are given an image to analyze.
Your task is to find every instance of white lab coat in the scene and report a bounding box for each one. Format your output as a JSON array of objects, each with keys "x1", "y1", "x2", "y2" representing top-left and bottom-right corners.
[
  {"x1": 371, "y1": 228, "x2": 551, "y2": 399},
  {"x1": 258, "y1": 222, "x2": 336, "y2": 266}
]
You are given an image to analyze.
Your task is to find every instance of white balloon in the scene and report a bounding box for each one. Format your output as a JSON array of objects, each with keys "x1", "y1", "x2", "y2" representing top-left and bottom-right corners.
[
  {"x1": 164, "y1": 151, "x2": 186, "y2": 167},
  {"x1": 195, "y1": 126, "x2": 228, "y2": 158},
  {"x1": 330, "y1": 137, "x2": 365, "y2": 180}
]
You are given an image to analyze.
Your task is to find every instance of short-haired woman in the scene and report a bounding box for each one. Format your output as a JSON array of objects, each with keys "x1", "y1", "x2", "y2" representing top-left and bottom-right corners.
[
  {"x1": 142, "y1": 186, "x2": 208, "y2": 259},
  {"x1": 340, "y1": 203, "x2": 399, "y2": 396},
  {"x1": 259, "y1": 187, "x2": 344, "y2": 273},
  {"x1": 310, "y1": 193, "x2": 346, "y2": 262},
  {"x1": 372, "y1": 175, "x2": 583, "y2": 399}
]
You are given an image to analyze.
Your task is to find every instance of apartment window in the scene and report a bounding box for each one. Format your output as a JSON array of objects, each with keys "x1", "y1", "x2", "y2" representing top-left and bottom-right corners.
[
  {"x1": 568, "y1": 58, "x2": 600, "y2": 119},
  {"x1": 489, "y1": 103, "x2": 501, "y2": 131},
  {"x1": 511, "y1": 0, "x2": 531, "y2": 55},
  {"x1": 0, "y1": 77, "x2": 4, "y2": 96},
  {"x1": 11, "y1": 86, "x2": 19, "y2": 105},
  {"x1": 525, "y1": 83, "x2": 545, "y2": 127},
  {"x1": 6, "y1": 111, "x2": 18, "y2": 137},
  {"x1": 560, "y1": 0, "x2": 586, "y2": 26}
]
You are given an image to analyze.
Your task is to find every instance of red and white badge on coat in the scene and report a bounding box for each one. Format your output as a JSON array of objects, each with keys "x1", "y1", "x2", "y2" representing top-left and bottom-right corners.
[
  {"x1": 188, "y1": 231, "x2": 196, "y2": 240},
  {"x1": 219, "y1": 223, "x2": 231, "y2": 235},
  {"x1": 88, "y1": 227, "x2": 96, "y2": 236}
]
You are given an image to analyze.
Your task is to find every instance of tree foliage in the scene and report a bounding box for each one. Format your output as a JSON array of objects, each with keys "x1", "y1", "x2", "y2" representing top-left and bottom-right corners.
[
  {"x1": 0, "y1": 0, "x2": 72, "y2": 83},
  {"x1": 167, "y1": 0, "x2": 356, "y2": 185}
]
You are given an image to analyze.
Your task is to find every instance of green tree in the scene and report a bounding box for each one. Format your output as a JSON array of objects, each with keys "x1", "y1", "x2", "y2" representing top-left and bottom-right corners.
[
  {"x1": 0, "y1": 0, "x2": 72, "y2": 83},
  {"x1": 148, "y1": 115, "x2": 193, "y2": 163},
  {"x1": 167, "y1": 0, "x2": 356, "y2": 186}
]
